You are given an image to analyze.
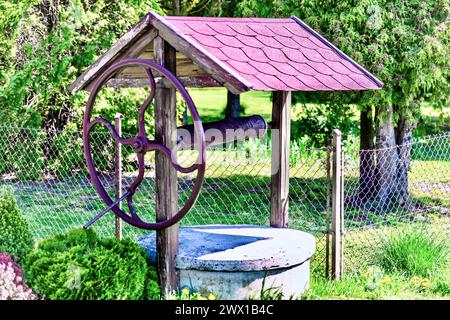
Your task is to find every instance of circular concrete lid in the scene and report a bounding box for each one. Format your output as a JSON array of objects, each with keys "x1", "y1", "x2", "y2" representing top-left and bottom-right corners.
[{"x1": 137, "y1": 225, "x2": 316, "y2": 272}]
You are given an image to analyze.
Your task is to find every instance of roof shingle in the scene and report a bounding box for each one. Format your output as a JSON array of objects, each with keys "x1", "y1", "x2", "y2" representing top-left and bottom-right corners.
[{"x1": 164, "y1": 15, "x2": 382, "y2": 91}]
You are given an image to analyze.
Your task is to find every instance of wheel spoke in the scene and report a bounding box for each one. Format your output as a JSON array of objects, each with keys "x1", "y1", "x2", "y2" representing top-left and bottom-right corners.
[
  {"x1": 88, "y1": 117, "x2": 136, "y2": 146},
  {"x1": 142, "y1": 140, "x2": 199, "y2": 173},
  {"x1": 137, "y1": 68, "x2": 156, "y2": 137}
]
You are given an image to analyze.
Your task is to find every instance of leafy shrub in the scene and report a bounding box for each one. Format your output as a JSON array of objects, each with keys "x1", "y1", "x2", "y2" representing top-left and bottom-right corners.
[
  {"x1": 0, "y1": 187, "x2": 34, "y2": 261},
  {"x1": 144, "y1": 266, "x2": 161, "y2": 300},
  {"x1": 290, "y1": 103, "x2": 357, "y2": 147},
  {"x1": 0, "y1": 253, "x2": 37, "y2": 300},
  {"x1": 378, "y1": 226, "x2": 449, "y2": 277},
  {"x1": 23, "y1": 228, "x2": 160, "y2": 300}
]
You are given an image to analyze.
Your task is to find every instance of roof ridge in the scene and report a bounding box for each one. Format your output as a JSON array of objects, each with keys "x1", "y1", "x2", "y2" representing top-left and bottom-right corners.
[
  {"x1": 290, "y1": 16, "x2": 383, "y2": 88},
  {"x1": 165, "y1": 16, "x2": 294, "y2": 23}
]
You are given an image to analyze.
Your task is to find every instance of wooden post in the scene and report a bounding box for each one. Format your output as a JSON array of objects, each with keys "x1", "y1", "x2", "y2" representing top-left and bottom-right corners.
[
  {"x1": 340, "y1": 140, "x2": 345, "y2": 275},
  {"x1": 225, "y1": 91, "x2": 240, "y2": 119},
  {"x1": 154, "y1": 36, "x2": 179, "y2": 294},
  {"x1": 114, "y1": 114, "x2": 123, "y2": 240},
  {"x1": 270, "y1": 91, "x2": 291, "y2": 228},
  {"x1": 325, "y1": 146, "x2": 331, "y2": 278},
  {"x1": 332, "y1": 129, "x2": 343, "y2": 279}
]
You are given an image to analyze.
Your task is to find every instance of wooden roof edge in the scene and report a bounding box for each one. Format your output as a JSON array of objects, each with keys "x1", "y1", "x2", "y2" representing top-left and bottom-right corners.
[
  {"x1": 290, "y1": 16, "x2": 384, "y2": 89},
  {"x1": 68, "y1": 14, "x2": 154, "y2": 93},
  {"x1": 69, "y1": 11, "x2": 253, "y2": 94},
  {"x1": 148, "y1": 11, "x2": 252, "y2": 94}
]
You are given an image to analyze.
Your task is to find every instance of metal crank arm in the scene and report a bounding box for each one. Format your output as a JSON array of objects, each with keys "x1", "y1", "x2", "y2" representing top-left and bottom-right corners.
[{"x1": 83, "y1": 190, "x2": 131, "y2": 228}]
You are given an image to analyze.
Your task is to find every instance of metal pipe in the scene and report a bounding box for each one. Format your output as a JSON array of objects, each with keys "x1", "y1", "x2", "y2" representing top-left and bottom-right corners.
[{"x1": 177, "y1": 115, "x2": 267, "y2": 149}]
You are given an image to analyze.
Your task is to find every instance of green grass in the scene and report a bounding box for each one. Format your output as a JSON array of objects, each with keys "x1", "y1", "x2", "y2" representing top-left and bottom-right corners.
[
  {"x1": 305, "y1": 219, "x2": 450, "y2": 299},
  {"x1": 303, "y1": 270, "x2": 449, "y2": 300},
  {"x1": 377, "y1": 225, "x2": 449, "y2": 277},
  {"x1": 188, "y1": 88, "x2": 272, "y2": 123}
]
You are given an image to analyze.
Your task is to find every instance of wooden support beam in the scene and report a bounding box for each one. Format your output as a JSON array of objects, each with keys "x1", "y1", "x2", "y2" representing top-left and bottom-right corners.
[
  {"x1": 270, "y1": 91, "x2": 291, "y2": 228},
  {"x1": 114, "y1": 114, "x2": 123, "y2": 240},
  {"x1": 225, "y1": 91, "x2": 241, "y2": 119},
  {"x1": 154, "y1": 36, "x2": 179, "y2": 294},
  {"x1": 103, "y1": 75, "x2": 222, "y2": 89},
  {"x1": 331, "y1": 129, "x2": 343, "y2": 279}
]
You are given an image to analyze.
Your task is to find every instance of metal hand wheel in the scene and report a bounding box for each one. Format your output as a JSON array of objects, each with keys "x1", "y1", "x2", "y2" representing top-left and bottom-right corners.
[{"x1": 83, "y1": 58, "x2": 206, "y2": 230}]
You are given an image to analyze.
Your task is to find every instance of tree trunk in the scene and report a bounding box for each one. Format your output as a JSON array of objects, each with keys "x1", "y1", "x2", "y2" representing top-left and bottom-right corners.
[
  {"x1": 357, "y1": 105, "x2": 415, "y2": 212},
  {"x1": 375, "y1": 105, "x2": 399, "y2": 210},
  {"x1": 225, "y1": 91, "x2": 241, "y2": 119},
  {"x1": 359, "y1": 107, "x2": 375, "y2": 202}
]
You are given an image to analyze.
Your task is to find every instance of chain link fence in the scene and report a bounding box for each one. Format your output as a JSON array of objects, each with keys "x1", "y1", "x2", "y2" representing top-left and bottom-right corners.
[
  {"x1": 0, "y1": 125, "x2": 448, "y2": 276},
  {"x1": 342, "y1": 132, "x2": 450, "y2": 273}
]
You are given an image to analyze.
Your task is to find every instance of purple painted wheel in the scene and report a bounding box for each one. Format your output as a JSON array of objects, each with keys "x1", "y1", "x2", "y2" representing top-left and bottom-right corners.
[{"x1": 83, "y1": 58, "x2": 206, "y2": 230}]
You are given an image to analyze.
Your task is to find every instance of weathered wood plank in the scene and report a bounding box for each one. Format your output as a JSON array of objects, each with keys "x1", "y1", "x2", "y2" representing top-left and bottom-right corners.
[
  {"x1": 148, "y1": 11, "x2": 251, "y2": 94},
  {"x1": 118, "y1": 48, "x2": 212, "y2": 79},
  {"x1": 114, "y1": 50, "x2": 209, "y2": 80},
  {"x1": 104, "y1": 75, "x2": 222, "y2": 89},
  {"x1": 121, "y1": 28, "x2": 158, "y2": 59},
  {"x1": 270, "y1": 91, "x2": 291, "y2": 228},
  {"x1": 154, "y1": 36, "x2": 179, "y2": 294},
  {"x1": 331, "y1": 129, "x2": 343, "y2": 279},
  {"x1": 69, "y1": 14, "x2": 153, "y2": 93},
  {"x1": 114, "y1": 114, "x2": 123, "y2": 240},
  {"x1": 87, "y1": 29, "x2": 158, "y2": 91}
]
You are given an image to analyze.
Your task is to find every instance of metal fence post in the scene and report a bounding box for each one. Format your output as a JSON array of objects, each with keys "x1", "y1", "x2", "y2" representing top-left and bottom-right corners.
[
  {"x1": 114, "y1": 114, "x2": 123, "y2": 240},
  {"x1": 332, "y1": 129, "x2": 343, "y2": 279}
]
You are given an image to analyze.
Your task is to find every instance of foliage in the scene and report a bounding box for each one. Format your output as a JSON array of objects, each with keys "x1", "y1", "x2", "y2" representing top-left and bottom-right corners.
[
  {"x1": 0, "y1": 253, "x2": 38, "y2": 300},
  {"x1": 235, "y1": 0, "x2": 449, "y2": 117},
  {"x1": 0, "y1": 0, "x2": 162, "y2": 133},
  {"x1": 0, "y1": 187, "x2": 34, "y2": 261},
  {"x1": 23, "y1": 228, "x2": 160, "y2": 300},
  {"x1": 159, "y1": 0, "x2": 222, "y2": 16},
  {"x1": 377, "y1": 225, "x2": 449, "y2": 277},
  {"x1": 291, "y1": 103, "x2": 358, "y2": 147}
]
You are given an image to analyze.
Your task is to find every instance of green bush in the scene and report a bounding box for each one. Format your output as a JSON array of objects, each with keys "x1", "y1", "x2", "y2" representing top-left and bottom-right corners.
[
  {"x1": 378, "y1": 225, "x2": 449, "y2": 277},
  {"x1": 0, "y1": 187, "x2": 34, "y2": 261},
  {"x1": 23, "y1": 228, "x2": 160, "y2": 300}
]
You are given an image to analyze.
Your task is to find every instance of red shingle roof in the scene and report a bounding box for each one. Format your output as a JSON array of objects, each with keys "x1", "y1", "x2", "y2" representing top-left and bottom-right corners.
[{"x1": 164, "y1": 16, "x2": 383, "y2": 91}]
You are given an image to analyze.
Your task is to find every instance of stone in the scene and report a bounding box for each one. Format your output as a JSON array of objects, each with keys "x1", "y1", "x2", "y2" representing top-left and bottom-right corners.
[{"x1": 137, "y1": 225, "x2": 316, "y2": 299}]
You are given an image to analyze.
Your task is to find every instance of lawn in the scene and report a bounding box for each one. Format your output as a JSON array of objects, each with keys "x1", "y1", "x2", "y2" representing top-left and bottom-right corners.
[
  {"x1": 304, "y1": 271, "x2": 449, "y2": 300},
  {"x1": 188, "y1": 88, "x2": 272, "y2": 123},
  {"x1": 304, "y1": 219, "x2": 449, "y2": 300}
]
